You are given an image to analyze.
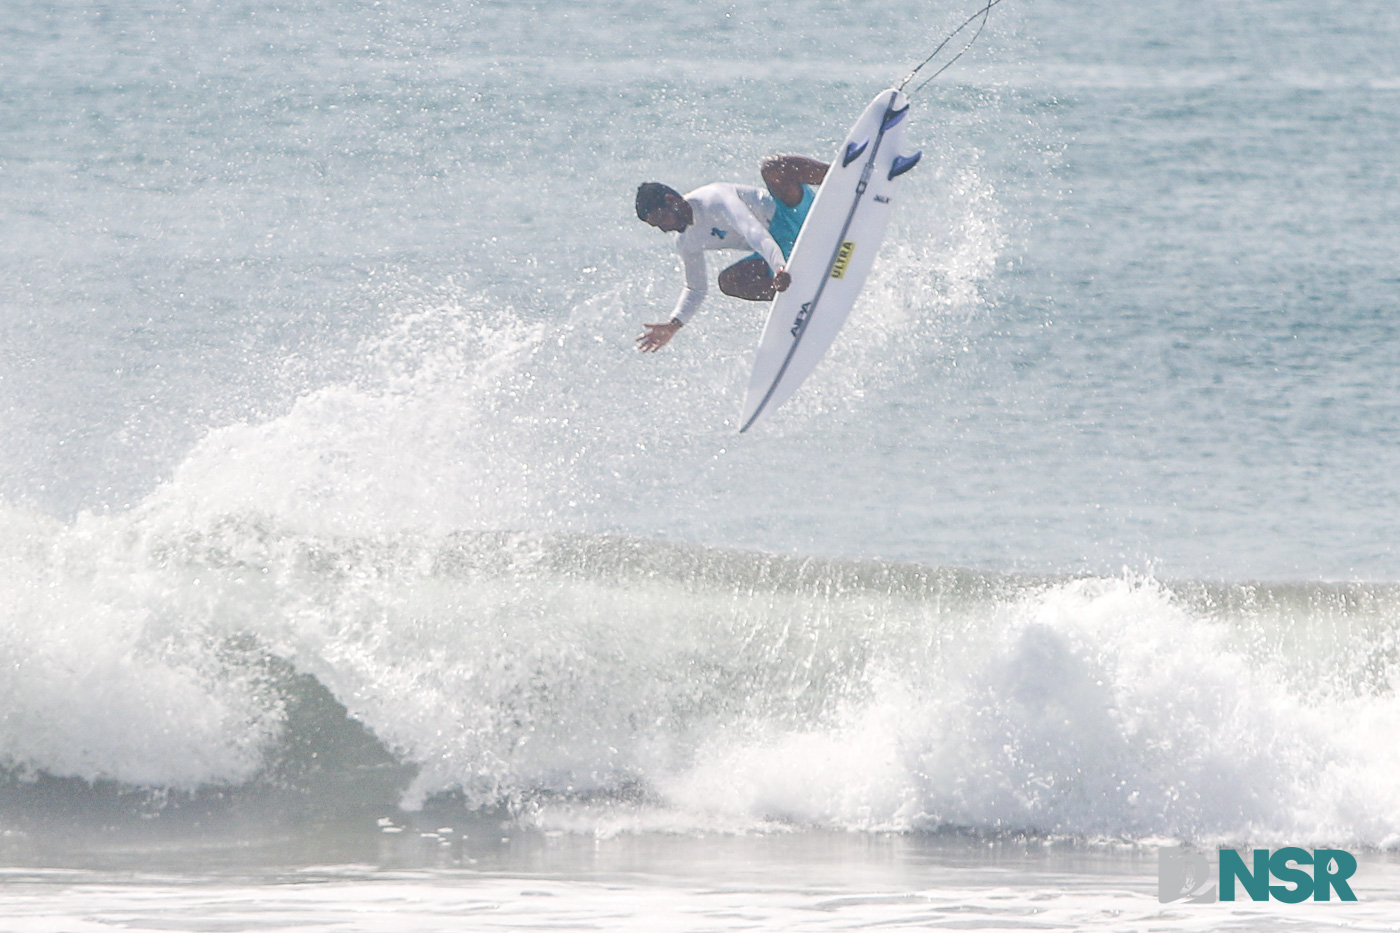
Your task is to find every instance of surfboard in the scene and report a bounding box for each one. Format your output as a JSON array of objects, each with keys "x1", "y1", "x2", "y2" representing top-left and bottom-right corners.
[{"x1": 739, "y1": 88, "x2": 920, "y2": 433}]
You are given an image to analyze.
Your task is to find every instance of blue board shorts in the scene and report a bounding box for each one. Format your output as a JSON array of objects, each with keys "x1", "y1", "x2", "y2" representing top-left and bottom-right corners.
[{"x1": 745, "y1": 184, "x2": 815, "y2": 271}]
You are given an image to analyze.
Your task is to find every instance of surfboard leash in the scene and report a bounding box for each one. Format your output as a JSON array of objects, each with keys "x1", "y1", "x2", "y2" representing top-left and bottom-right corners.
[{"x1": 897, "y1": 0, "x2": 1007, "y2": 95}]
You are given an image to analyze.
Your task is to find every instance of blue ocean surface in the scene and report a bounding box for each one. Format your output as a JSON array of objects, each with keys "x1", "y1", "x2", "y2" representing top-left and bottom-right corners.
[{"x1": 2, "y1": 0, "x2": 1399, "y2": 928}]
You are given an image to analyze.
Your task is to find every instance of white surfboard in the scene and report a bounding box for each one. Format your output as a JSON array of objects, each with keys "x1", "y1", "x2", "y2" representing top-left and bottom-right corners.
[{"x1": 739, "y1": 88, "x2": 920, "y2": 433}]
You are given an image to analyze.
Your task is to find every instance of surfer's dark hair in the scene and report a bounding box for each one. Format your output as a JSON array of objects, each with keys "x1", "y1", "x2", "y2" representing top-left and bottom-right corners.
[{"x1": 636, "y1": 182, "x2": 680, "y2": 220}]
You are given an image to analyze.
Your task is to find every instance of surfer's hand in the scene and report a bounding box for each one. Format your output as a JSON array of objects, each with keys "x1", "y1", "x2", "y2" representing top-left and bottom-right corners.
[
  {"x1": 637, "y1": 319, "x2": 682, "y2": 352},
  {"x1": 773, "y1": 267, "x2": 791, "y2": 292}
]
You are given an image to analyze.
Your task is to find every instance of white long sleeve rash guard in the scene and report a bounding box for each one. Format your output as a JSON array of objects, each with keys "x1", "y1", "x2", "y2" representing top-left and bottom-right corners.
[{"x1": 668, "y1": 183, "x2": 786, "y2": 325}]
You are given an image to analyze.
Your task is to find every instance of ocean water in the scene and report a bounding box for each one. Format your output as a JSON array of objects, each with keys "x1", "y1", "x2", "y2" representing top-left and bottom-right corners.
[{"x1": 3, "y1": 0, "x2": 1400, "y2": 929}]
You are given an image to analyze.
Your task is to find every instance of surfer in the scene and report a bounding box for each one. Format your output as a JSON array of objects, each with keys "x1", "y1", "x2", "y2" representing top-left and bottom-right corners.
[{"x1": 635, "y1": 155, "x2": 829, "y2": 352}]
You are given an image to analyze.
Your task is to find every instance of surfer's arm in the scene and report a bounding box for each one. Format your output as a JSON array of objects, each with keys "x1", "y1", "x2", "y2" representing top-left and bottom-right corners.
[
  {"x1": 638, "y1": 248, "x2": 703, "y2": 352},
  {"x1": 718, "y1": 188, "x2": 788, "y2": 279},
  {"x1": 669, "y1": 248, "x2": 708, "y2": 325}
]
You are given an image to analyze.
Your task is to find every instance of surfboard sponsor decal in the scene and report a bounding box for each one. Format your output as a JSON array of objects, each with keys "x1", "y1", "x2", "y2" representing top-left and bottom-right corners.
[
  {"x1": 830, "y1": 241, "x2": 856, "y2": 279},
  {"x1": 790, "y1": 301, "x2": 813, "y2": 337}
]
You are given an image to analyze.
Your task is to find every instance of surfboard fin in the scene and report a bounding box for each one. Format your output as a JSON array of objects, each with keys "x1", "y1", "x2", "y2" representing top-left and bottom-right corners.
[
  {"x1": 842, "y1": 138, "x2": 869, "y2": 167},
  {"x1": 888, "y1": 151, "x2": 922, "y2": 180},
  {"x1": 881, "y1": 105, "x2": 910, "y2": 131}
]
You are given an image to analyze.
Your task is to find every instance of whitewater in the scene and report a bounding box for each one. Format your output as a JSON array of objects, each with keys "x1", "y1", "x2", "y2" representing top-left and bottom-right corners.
[{"x1": 3, "y1": 0, "x2": 1400, "y2": 928}]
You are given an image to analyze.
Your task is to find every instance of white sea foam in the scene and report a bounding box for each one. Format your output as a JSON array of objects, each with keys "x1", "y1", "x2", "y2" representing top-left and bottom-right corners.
[{"x1": 8, "y1": 452, "x2": 1398, "y2": 847}]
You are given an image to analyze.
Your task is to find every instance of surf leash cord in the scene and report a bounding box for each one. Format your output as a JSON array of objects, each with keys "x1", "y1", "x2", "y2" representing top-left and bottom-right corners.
[{"x1": 897, "y1": 0, "x2": 1006, "y2": 95}]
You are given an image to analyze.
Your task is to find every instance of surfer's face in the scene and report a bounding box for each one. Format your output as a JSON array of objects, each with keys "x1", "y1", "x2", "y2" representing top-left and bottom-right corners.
[
  {"x1": 644, "y1": 194, "x2": 691, "y2": 233},
  {"x1": 644, "y1": 205, "x2": 686, "y2": 233}
]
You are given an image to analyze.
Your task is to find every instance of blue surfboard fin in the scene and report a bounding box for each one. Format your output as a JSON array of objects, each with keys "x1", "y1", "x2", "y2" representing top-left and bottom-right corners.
[
  {"x1": 888, "y1": 151, "x2": 922, "y2": 180},
  {"x1": 881, "y1": 105, "x2": 910, "y2": 131},
  {"x1": 842, "y1": 138, "x2": 869, "y2": 167}
]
